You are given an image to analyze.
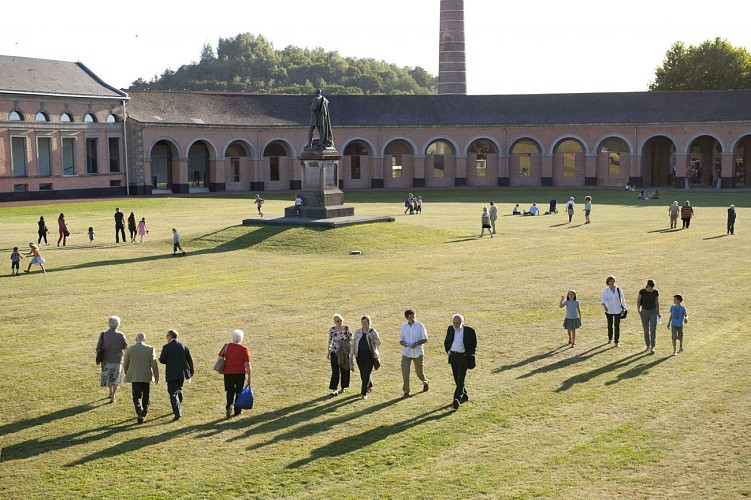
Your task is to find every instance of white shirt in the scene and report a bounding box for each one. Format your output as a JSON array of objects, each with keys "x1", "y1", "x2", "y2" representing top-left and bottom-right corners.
[
  {"x1": 601, "y1": 286, "x2": 625, "y2": 314},
  {"x1": 450, "y1": 326, "x2": 465, "y2": 353},
  {"x1": 400, "y1": 320, "x2": 427, "y2": 358}
]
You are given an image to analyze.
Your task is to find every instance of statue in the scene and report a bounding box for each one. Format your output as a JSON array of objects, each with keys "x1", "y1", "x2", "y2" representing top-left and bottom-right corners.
[{"x1": 306, "y1": 88, "x2": 334, "y2": 150}]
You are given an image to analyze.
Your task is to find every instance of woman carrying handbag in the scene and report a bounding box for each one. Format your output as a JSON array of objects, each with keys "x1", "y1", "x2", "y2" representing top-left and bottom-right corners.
[
  {"x1": 353, "y1": 315, "x2": 382, "y2": 400},
  {"x1": 216, "y1": 329, "x2": 251, "y2": 418}
]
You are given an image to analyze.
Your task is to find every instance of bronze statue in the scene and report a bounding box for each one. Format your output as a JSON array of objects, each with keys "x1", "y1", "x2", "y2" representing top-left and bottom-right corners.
[{"x1": 306, "y1": 88, "x2": 333, "y2": 150}]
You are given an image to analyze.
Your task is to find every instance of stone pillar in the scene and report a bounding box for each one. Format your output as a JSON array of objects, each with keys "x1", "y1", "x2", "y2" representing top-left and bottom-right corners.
[
  {"x1": 585, "y1": 154, "x2": 597, "y2": 186},
  {"x1": 720, "y1": 153, "x2": 734, "y2": 188},
  {"x1": 541, "y1": 155, "x2": 553, "y2": 186},
  {"x1": 439, "y1": 0, "x2": 467, "y2": 95},
  {"x1": 285, "y1": 148, "x2": 354, "y2": 218},
  {"x1": 674, "y1": 154, "x2": 689, "y2": 189}
]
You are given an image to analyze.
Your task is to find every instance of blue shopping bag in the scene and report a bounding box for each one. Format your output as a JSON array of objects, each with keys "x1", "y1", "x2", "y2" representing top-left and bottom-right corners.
[{"x1": 235, "y1": 385, "x2": 254, "y2": 410}]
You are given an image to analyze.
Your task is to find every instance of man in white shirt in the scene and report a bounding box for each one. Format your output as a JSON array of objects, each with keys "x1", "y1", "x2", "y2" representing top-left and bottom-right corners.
[{"x1": 399, "y1": 309, "x2": 429, "y2": 398}]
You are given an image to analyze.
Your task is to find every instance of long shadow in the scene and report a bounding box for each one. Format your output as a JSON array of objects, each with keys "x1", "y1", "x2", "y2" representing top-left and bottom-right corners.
[
  {"x1": 565, "y1": 223, "x2": 586, "y2": 229},
  {"x1": 549, "y1": 222, "x2": 569, "y2": 227},
  {"x1": 648, "y1": 228, "x2": 682, "y2": 233},
  {"x1": 2, "y1": 416, "x2": 139, "y2": 462},
  {"x1": 0, "y1": 400, "x2": 104, "y2": 436},
  {"x1": 604, "y1": 356, "x2": 672, "y2": 385},
  {"x1": 445, "y1": 237, "x2": 484, "y2": 243},
  {"x1": 703, "y1": 234, "x2": 729, "y2": 240},
  {"x1": 66, "y1": 417, "x2": 226, "y2": 467},
  {"x1": 493, "y1": 344, "x2": 570, "y2": 373},
  {"x1": 224, "y1": 394, "x2": 360, "y2": 442},
  {"x1": 516, "y1": 343, "x2": 610, "y2": 379},
  {"x1": 286, "y1": 404, "x2": 453, "y2": 469},
  {"x1": 245, "y1": 395, "x2": 403, "y2": 451},
  {"x1": 47, "y1": 225, "x2": 291, "y2": 273},
  {"x1": 555, "y1": 351, "x2": 649, "y2": 392}
]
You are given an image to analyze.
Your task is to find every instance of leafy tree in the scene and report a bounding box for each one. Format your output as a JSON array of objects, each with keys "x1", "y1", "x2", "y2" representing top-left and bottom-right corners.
[
  {"x1": 650, "y1": 37, "x2": 751, "y2": 91},
  {"x1": 129, "y1": 32, "x2": 437, "y2": 95}
]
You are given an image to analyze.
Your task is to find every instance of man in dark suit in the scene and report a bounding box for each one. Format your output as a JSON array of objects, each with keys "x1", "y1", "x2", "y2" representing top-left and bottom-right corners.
[
  {"x1": 443, "y1": 314, "x2": 477, "y2": 410},
  {"x1": 159, "y1": 329, "x2": 194, "y2": 421},
  {"x1": 123, "y1": 332, "x2": 159, "y2": 424}
]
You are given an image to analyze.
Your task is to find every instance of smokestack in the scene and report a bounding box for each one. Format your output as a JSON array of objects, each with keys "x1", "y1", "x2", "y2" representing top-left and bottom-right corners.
[{"x1": 438, "y1": 0, "x2": 467, "y2": 95}]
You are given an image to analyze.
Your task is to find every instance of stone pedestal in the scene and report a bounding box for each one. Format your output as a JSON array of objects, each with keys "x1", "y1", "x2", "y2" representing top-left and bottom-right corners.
[{"x1": 284, "y1": 147, "x2": 355, "y2": 219}]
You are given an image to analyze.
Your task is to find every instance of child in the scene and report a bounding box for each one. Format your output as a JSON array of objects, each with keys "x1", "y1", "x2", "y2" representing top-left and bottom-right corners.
[
  {"x1": 255, "y1": 194, "x2": 265, "y2": 217},
  {"x1": 668, "y1": 294, "x2": 688, "y2": 355},
  {"x1": 480, "y1": 207, "x2": 493, "y2": 238},
  {"x1": 24, "y1": 242, "x2": 46, "y2": 274},
  {"x1": 416, "y1": 196, "x2": 422, "y2": 214},
  {"x1": 88, "y1": 226, "x2": 95, "y2": 244},
  {"x1": 559, "y1": 290, "x2": 582, "y2": 347},
  {"x1": 172, "y1": 228, "x2": 186, "y2": 256},
  {"x1": 137, "y1": 217, "x2": 148, "y2": 243},
  {"x1": 11, "y1": 246, "x2": 23, "y2": 276},
  {"x1": 584, "y1": 195, "x2": 592, "y2": 224}
]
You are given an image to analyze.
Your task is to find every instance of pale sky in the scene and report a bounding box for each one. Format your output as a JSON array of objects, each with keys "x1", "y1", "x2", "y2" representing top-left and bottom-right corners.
[{"x1": 2, "y1": 0, "x2": 749, "y2": 95}]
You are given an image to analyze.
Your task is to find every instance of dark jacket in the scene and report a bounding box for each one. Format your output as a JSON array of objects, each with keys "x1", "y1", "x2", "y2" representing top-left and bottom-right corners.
[
  {"x1": 444, "y1": 325, "x2": 477, "y2": 358},
  {"x1": 159, "y1": 339, "x2": 194, "y2": 382}
]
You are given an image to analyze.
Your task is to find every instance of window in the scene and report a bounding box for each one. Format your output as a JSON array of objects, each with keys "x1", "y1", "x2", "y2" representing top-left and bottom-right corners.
[
  {"x1": 35, "y1": 112, "x2": 49, "y2": 122},
  {"x1": 108, "y1": 137, "x2": 121, "y2": 173},
  {"x1": 39, "y1": 183, "x2": 53, "y2": 191},
  {"x1": 351, "y1": 156, "x2": 361, "y2": 179},
  {"x1": 84, "y1": 113, "x2": 97, "y2": 123},
  {"x1": 469, "y1": 139, "x2": 495, "y2": 178},
  {"x1": 11, "y1": 137, "x2": 27, "y2": 176},
  {"x1": 600, "y1": 138, "x2": 629, "y2": 177},
  {"x1": 14, "y1": 184, "x2": 28, "y2": 192},
  {"x1": 86, "y1": 138, "x2": 99, "y2": 174},
  {"x1": 62, "y1": 138, "x2": 76, "y2": 175},
  {"x1": 563, "y1": 153, "x2": 576, "y2": 176},
  {"x1": 37, "y1": 137, "x2": 52, "y2": 176},
  {"x1": 392, "y1": 155, "x2": 402, "y2": 178},
  {"x1": 9, "y1": 111, "x2": 23, "y2": 121},
  {"x1": 433, "y1": 154, "x2": 444, "y2": 178},
  {"x1": 556, "y1": 140, "x2": 583, "y2": 177},
  {"x1": 269, "y1": 157, "x2": 280, "y2": 181},
  {"x1": 231, "y1": 158, "x2": 240, "y2": 182},
  {"x1": 106, "y1": 113, "x2": 118, "y2": 124},
  {"x1": 427, "y1": 140, "x2": 452, "y2": 178},
  {"x1": 60, "y1": 113, "x2": 73, "y2": 123}
]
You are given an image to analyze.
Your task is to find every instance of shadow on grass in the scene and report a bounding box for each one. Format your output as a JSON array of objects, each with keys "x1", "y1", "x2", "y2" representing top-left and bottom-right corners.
[
  {"x1": 549, "y1": 222, "x2": 569, "y2": 228},
  {"x1": 604, "y1": 355, "x2": 672, "y2": 386},
  {"x1": 554, "y1": 351, "x2": 650, "y2": 392},
  {"x1": 703, "y1": 234, "x2": 730, "y2": 240},
  {"x1": 516, "y1": 343, "x2": 610, "y2": 379},
  {"x1": 0, "y1": 400, "x2": 105, "y2": 437},
  {"x1": 244, "y1": 395, "x2": 404, "y2": 451},
  {"x1": 2, "y1": 416, "x2": 139, "y2": 462},
  {"x1": 492, "y1": 344, "x2": 570, "y2": 373},
  {"x1": 43, "y1": 225, "x2": 291, "y2": 274},
  {"x1": 445, "y1": 237, "x2": 483, "y2": 243},
  {"x1": 565, "y1": 223, "x2": 586, "y2": 229},
  {"x1": 286, "y1": 404, "x2": 454, "y2": 469},
  {"x1": 64, "y1": 417, "x2": 227, "y2": 467},
  {"x1": 648, "y1": 228, "x2": 682, "y2": 233}
]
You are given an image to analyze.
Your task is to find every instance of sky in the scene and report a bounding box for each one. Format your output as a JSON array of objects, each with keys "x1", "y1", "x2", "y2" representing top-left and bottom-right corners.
[{"x1": 2, "y1": 0, "x2": 750, "y2": 95}]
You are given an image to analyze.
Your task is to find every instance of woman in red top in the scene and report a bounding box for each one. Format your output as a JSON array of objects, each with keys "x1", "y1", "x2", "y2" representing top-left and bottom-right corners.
[{"x1": 218, "y1": 329, "x2": 251, "y2": 418}]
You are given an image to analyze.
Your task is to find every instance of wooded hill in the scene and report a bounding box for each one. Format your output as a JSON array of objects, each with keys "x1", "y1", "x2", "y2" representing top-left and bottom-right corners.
[{"x1": 129, "y1": 33, "x2": 437, "y2": 95}]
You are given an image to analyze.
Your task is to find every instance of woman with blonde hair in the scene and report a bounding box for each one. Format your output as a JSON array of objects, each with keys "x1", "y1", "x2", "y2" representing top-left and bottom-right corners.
[
  {"x1": 24, "y1": 242, "x2": 46, "y2": 274},
  {"x1": 327, "y1": 313, "x2": 352, "y2": 396}
]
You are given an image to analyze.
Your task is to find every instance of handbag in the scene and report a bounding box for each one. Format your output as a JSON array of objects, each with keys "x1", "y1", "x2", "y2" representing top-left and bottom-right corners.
[
  {"x1": 617, "y1": 288, "x2": 628, "y2": 319},
  {"x1": 95, "y1": 332, "x2": 104, "y2": 365},
  {"x1": 213, "y1": 344, "x2": 229, "y2": 373},
  {"x1": 64, "y1": 228, "x2": 70, "y2": 237},
  {"x1": 234, "y1": 385, "x2": 254, "y2": 409},
  {"x1": 366, "y1": 329, "x2": 381, "y2": 370}
]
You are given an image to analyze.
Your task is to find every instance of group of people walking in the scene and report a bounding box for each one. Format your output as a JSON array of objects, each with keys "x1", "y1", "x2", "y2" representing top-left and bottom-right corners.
[
  {"x1": 560, "y1": 276, "x2": 689, "y2": 356},
  {"x1": 403, "y1": 193, "x2": 423, "y2": 215},
  {"x1": 326, "y1": 310, "x2": 477, "y2": 410}
]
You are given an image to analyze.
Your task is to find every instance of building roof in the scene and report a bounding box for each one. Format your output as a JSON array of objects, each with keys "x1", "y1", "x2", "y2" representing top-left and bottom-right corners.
[
  {"x1": 127, "y1": 89, "x2": 751, "y2": 128},
  {"x1": 0, "y1": 55, "x2": 127, "y2": 98}
]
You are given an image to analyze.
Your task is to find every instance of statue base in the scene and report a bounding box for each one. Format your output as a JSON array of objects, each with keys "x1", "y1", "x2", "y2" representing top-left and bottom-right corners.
[{"x1": 289, "y1": 150, "x2": 354, "y2": 219}]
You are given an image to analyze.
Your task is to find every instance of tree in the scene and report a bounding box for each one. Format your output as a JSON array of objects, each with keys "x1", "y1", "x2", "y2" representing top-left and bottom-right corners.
[{"x1": 650, "y1": 37, "x2": 751, "y2": 91}]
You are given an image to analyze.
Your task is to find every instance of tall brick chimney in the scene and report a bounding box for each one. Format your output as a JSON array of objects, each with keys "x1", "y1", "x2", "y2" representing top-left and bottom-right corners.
[{"x1": 438, "y1": 0, "x2": 467, "y2": 95}]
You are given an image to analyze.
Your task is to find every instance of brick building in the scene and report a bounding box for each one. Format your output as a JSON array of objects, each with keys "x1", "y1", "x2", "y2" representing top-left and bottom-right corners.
[{"x1": 2, "y1": 54, "x2": 751, "y2": 202}]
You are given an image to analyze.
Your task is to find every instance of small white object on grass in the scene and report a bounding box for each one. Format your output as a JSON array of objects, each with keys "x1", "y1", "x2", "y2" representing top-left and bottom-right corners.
[{"x1": 350, "y1": 250, "x2": 361, "y2": 255}]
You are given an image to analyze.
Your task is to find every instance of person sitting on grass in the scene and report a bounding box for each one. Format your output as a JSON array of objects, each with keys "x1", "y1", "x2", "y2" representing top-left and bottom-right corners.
[
  {"x1": 512, "y1": 204, "x2": 521, "y2": 215},
  {"x1": 523, "y1": 203, "x2": 540, "y2": 216}
]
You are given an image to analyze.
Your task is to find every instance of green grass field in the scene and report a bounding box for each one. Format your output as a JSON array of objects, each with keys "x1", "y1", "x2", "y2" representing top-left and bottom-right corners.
[{"x1": 0, "y1": 188, "x2": 749, "y2": 499}]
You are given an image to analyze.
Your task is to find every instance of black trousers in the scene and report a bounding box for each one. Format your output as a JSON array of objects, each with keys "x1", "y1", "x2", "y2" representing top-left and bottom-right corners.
[
  {"x1": 131, "y1": 382, "x2": 150, "y2": 416},
  {"x1": 37, "y1": 232, "x2": 47, "y2": 245},
  {"x1": 329, "y1": 354, "x2": 350, "y2": 390},
  {"x1": 129, "y1": 226, "x2": 137, "y2": 240},
  {"x1": 449, "y1": 352, "x2": 469, "y2": 402},
  {"x1": 356, "y1": 355, "x2": 374, "y2": 396},
  {"x1": 224, "y1": 373, "x2": 246, "y2": 408},
  {"x1": 682, "y1": 217, "x2": 691, "y2": 229},
  {"x1": 167, "y1": 379, "x2": 184, "y2": 417},
  {"x1": 728, "y1": 219, "x2": 735, "y2": 235},
  {"x1": 605, "y1": 313, "x2": 621, "y2": 343},
  {"x1": 116, "y1": 224, "x2": 126, "y2": 242}
]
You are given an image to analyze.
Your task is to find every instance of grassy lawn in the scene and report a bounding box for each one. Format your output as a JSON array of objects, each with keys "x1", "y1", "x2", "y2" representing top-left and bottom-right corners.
[{"x1": 0, "y1": 188, "x2": 749, "y2": 499}]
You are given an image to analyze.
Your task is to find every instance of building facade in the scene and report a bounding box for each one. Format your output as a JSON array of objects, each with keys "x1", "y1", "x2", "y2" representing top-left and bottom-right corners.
[
  {"x1": 2, "y1": 55, "x2": 751, "y2": 202},
  {"x1": 0, "y1": 56, "x2": 128, "y2": 202}
]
